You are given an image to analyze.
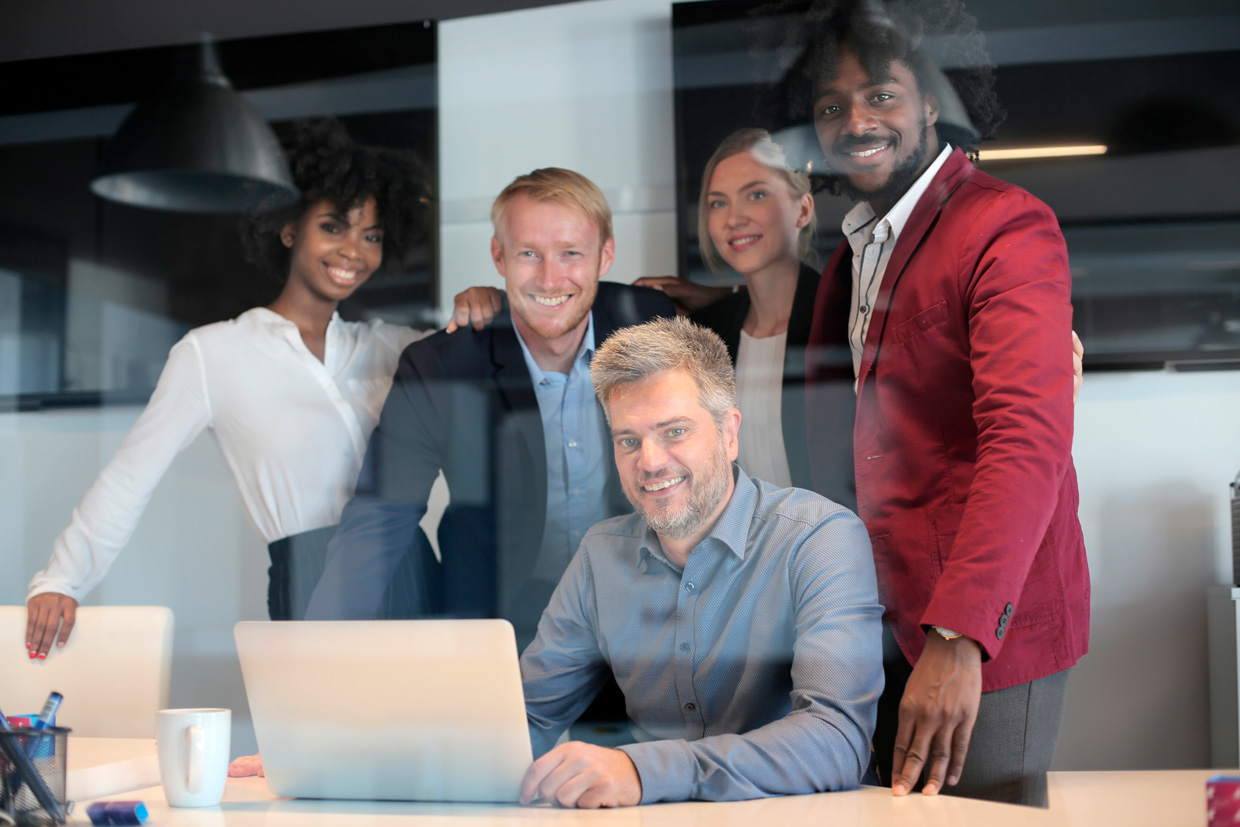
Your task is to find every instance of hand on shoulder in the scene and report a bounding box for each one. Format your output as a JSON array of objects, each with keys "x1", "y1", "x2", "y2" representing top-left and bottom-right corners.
[{"x1": 446, "y1": 286, "x2": 503, "y2": 333}]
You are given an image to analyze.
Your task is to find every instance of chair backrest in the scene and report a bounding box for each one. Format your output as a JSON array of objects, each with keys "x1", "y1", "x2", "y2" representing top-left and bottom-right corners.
[{"x1": 0, "y1": 606, "x2": 173, "y2": 738}]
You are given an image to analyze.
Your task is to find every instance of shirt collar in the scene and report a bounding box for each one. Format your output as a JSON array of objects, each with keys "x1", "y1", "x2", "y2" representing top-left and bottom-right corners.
[
  {"x1": 841, "y1": 143, "x2": 954, "y2": 256},
  {"x1": 245, "y1": 307, "x2": 344, "y2": 358},
  {"x1": 513, "y1": 311, "x2": 596, "y2": 384},
  {"x1": 638, "y1": 464, "x2": 754, "y2": 567}
]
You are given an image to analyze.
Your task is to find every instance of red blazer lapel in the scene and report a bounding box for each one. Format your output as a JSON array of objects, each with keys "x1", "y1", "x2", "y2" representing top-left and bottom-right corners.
[{"x1": 856, "y1": 149, "x2": 974, "y2": 389}]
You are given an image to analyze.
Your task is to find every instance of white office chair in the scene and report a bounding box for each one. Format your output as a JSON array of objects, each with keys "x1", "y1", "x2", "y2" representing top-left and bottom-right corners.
[{"x1": 0, "y1": 606, "x2": 173, "y2": 738}]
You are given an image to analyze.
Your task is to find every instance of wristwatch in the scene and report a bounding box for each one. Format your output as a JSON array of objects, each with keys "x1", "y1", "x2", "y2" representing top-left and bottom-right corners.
[{"x1": 932, "y1": 626, "x2": 963, "y2": 641}]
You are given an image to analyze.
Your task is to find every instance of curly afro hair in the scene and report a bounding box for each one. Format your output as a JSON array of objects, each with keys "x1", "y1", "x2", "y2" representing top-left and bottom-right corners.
[
  {"x1": 755, "y1": 0, "x2": 1004, "y2": 189},
  {"x1": 241, "y1": 119, "x2": 432, "y2": 282}
]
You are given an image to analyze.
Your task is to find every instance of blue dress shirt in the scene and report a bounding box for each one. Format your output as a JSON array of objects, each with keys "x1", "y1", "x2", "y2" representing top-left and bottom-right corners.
[
  {"x1": 513, "y1": 313, "x2": 611, "y2": 589},
  {"x1": 521, "y1": 467, "x2": 884, "y2": 802}
]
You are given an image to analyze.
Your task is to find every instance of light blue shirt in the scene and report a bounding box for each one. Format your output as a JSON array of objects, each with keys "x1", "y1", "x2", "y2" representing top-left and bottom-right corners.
[
  {"x1": 513, "y1": 313, "x2": 611, "y2": 588},
  {"x1": 521, "y1": 467, "x2": 884, "y2": 803}
]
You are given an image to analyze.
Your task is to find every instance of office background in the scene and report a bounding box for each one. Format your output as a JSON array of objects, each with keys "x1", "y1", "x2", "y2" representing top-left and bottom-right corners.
[{"x1": 2, "y1": 0, "x2": 1239, "y2": 770}]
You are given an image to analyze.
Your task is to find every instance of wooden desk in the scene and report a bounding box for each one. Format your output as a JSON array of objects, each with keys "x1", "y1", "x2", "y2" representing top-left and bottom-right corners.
[{"x1": 73, "y1": 769, "x2": 1222, "y2": 826}]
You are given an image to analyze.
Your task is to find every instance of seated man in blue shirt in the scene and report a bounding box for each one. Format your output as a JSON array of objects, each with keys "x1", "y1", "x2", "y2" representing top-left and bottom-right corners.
[{"x1": 518, "y1": 316, "x2": 884, "y2": 807}]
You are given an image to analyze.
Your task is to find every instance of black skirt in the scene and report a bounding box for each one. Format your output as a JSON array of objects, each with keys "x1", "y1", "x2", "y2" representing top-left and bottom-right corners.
[{"x1": 266, "y1": 524, "x2": 442, "y2": 620}]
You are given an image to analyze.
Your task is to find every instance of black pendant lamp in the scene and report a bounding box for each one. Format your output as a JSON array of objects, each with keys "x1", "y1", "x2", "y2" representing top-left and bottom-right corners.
[{"x1": 91, "y1": 41, "x2": 299, "y2": 213}]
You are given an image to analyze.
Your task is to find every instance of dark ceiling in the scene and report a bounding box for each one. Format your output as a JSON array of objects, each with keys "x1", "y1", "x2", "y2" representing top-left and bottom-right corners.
[{"x1": 0, "y1": 0, "x2": 578, "y2": 63}]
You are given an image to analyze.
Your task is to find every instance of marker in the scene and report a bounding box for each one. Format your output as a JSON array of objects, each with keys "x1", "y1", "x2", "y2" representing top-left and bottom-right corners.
[
  {"x1": 87, "y1": 801, "x2": 149, "y2": 825},
  {"x1": 28, "y1": 691, "x2": 63, "y2": 762},
  {"x1": 32, "y1": 692, "x2": 62, "y2": 730}
]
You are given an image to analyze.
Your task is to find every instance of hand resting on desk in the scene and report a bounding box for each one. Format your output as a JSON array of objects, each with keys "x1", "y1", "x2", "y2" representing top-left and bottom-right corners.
[
  {"x1": 228, "y1": 754, "x2": 265, "y2": 777},
  {"x1": 519, "y1": 741, "x2": 641, "y2": 808},
  {"x1": 228, "y1": 744, "x2": 641, "y2": 808}
]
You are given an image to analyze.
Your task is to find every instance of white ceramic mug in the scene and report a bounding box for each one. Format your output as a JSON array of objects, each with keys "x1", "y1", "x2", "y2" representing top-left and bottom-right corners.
[{"x1": 156, "y1": 708, "x2": 231, "y2": 807}]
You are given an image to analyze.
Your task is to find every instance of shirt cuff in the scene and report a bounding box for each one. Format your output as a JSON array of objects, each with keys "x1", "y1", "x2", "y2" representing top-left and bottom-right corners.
[
  {"x1": 618, "y1": 740, "x2": 696, "y2": 804},
  {"x1": 26, "y1": 580, "x2": 79, "y2": 604}
]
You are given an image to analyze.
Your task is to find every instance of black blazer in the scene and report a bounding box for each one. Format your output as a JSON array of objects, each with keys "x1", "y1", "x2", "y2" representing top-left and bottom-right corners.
[
  {"x1": 306, "y1": 281, "x2": 674, "y2": 636},
  {"x1": 691, "y1": 263, "x2": 856, "y2": 511}
]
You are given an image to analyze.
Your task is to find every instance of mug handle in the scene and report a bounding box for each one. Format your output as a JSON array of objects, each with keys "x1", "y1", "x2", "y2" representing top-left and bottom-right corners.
[{"x1": 186, "y1": 725, "x2": 204, "y2": 794}]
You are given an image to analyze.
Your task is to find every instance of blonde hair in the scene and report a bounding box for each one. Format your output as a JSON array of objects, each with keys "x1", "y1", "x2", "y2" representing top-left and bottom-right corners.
[
  {"x1": 491, "y1": 167, "x2": 613, "y2": 247},
  {"x1": 698, "y1": 128, "x2": 816, "y2": 274},
  {"x1": 592, "y1": 317, "x2": 736, "y2": 429}
]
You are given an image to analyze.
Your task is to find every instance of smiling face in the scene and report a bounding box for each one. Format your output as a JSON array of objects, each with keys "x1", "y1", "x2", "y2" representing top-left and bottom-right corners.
[
  {"x1": 812, "y1": 48, "x2": 940, "y2": 212},
  {"x1": 705, "y1": 150, "x2": 814, "y2": 280},
  {"x1": 282, "y1": 197, "x2": 383, "y2": 302},
  {"x1": 491, "y1": 194, "x2": 613, "y2": 348},
  {"x1": 608, "y1": 368, "x2": 740, "y2": 548}
]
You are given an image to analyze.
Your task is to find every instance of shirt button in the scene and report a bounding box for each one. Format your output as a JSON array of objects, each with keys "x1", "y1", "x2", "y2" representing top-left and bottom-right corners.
[
  {"x1": 860, "y1": 305, "x2": 869, "y2": 314},
  {"x1": 685, "y1": 703, "x2": 696, "y2": 712},
  {"x1": 679, "y1": 642, "x2": 689, "y2": 652},
  {"x1": 567, "y1": 439, "x2": 578, "y2": 448},
  {"x1": 685, "y1": 582, "x2": 695, "y2": 592}
]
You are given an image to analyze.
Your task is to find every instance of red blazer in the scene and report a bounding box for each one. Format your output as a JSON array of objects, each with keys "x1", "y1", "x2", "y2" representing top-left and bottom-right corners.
[{"x1": 807, "y1": 148, "x2": 1090, "y2": 692}]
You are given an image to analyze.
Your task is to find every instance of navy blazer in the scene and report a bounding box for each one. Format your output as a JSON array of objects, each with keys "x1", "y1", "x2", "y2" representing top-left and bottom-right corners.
[{"x1": 306, "y1": 281, "x2": 674, "y2": 636}]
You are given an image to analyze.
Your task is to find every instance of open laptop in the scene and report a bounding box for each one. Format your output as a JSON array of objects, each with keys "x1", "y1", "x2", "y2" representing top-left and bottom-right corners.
[{"x1": 234, "y1": 619, "x2": 533, "y2": 803}]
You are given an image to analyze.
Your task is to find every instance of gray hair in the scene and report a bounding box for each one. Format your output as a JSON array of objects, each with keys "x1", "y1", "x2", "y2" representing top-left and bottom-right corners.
[{"x1": 592, "y1": 316, "x2": 736, "y2": 427}]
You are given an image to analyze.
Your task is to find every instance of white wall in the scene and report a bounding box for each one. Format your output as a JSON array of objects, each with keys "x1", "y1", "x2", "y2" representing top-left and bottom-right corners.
[
  {"x1": 1059, "y1": 370, "x2": 1240, "y2": 769},
  {"x1": 2, "y1": 0, "x2": 1234, "y2": 770}
]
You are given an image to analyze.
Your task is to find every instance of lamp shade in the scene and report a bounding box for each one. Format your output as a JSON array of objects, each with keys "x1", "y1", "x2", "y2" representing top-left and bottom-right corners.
[{"x1": 91, "y1": 43, "x2": 299, "y2": 213}]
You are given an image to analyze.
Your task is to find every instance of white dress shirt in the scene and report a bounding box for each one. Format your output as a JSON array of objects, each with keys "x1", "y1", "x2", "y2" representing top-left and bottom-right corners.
[
  {"x1": 843, "y1": 144, "x2": 953, "y2": 380},
  {"x1": 27, "y1": 307, "x2": 425, "y2": 602},
  {"x1": 735, "y1": 329, "x2": 793, "y2": 488}
]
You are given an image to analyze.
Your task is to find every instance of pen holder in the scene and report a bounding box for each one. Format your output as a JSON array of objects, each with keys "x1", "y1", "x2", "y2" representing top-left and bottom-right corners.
[{"x1": 0, "y1": 728, "x2": 70, "y2": 826}]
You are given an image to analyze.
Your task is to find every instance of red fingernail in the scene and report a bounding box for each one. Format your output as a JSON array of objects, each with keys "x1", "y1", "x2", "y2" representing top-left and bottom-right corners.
[
  {"x1": 29, "y1": 651, "x2": 36, "y2": 659},
  {"x1": 38, "y1": 653, "x2": 46, "y2": 660},
  {"x1": 25, "y1": 642, "x2": 30, "y2": 649}
]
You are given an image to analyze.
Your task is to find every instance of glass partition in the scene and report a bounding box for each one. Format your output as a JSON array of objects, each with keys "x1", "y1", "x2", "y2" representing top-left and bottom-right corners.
[
  {"x1": 0, "y1": 21, "x2": 438, "y2": 409},
  {"x1": 672, "y1": 0, "x2": 1240, "y2": 369}
]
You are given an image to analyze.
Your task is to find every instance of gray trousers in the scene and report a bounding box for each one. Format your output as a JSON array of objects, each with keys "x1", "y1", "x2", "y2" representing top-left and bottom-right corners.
[{"x1": 873, "y1": 625, "x2": 1071, "y2": 807}]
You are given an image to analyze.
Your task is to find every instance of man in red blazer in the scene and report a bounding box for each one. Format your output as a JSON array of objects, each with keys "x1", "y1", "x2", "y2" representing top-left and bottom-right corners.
[{"x1": 802, "y1": 0, "x2": 1089, "y2": 807}]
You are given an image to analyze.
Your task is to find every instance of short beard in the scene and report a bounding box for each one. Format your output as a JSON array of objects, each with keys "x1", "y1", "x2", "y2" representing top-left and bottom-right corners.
[
  {"x1": 831, "y1": 117, "x2": 931, "y2": 207},
  {"x1": 628, "y1": 438, "x2": 732, "y2": 541}
]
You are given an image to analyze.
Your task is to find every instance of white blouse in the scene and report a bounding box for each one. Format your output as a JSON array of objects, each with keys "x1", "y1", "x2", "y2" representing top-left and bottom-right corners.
[
  {"x1": 735, "y1": 329, "x2": 793, "y2": 489},
  {"x1": 27, "y1": 307, "x2": 426, "y2": 603}
]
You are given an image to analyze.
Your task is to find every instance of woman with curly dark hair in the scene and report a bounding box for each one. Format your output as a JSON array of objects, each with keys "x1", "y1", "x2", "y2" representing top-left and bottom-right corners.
[{"x1": 26, "y1": 121, "x2": 438, "y2": 654}]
